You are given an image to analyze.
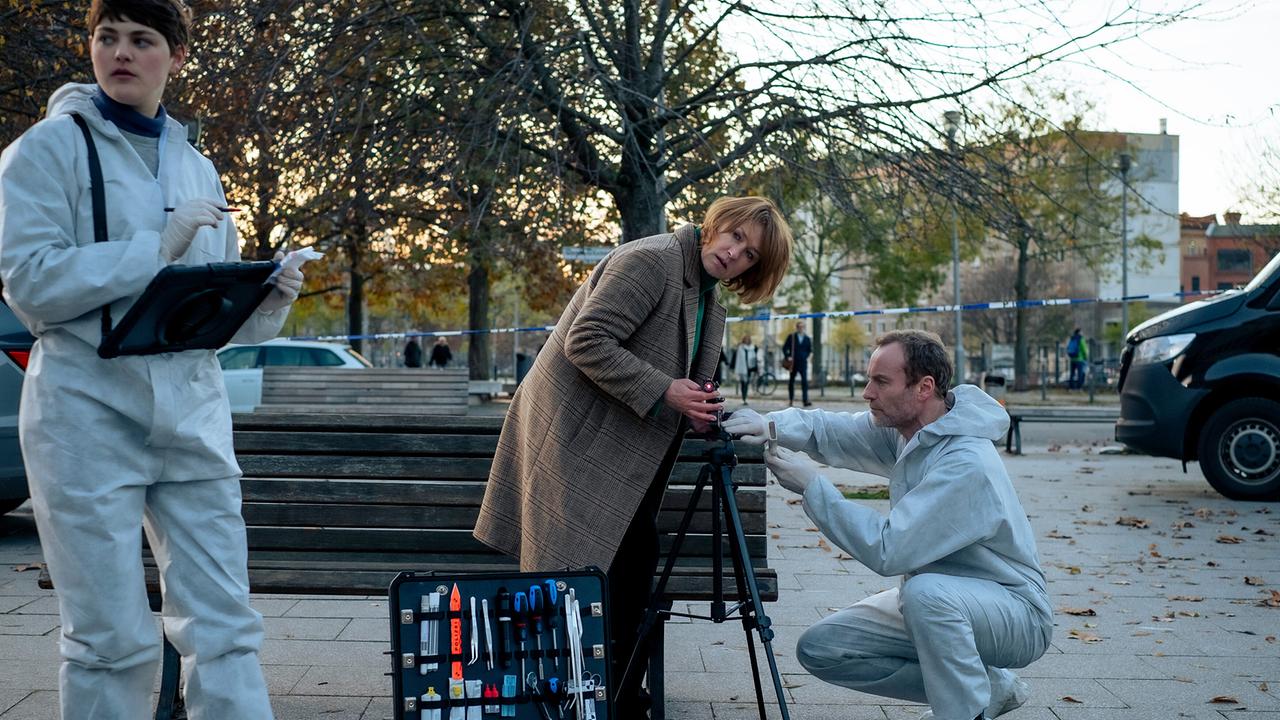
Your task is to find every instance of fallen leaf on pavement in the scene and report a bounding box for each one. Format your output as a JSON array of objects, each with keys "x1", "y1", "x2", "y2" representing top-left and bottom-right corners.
[
  {"x1": 1060, "y1": 607, "x2": 1096, "y2": 616},
  {"x1": 1245, "y1": 576, "x2": 1265, "y2": 586},
  {"x1": 1117, "y1": 516, "x2": 1149, "y2": 528},
  {"x1": 1259, "y1": 590, "x2": 1280, "y2": 608},
  {"x1": 1217, "y1": 535, "x2": 1244, "y2": 544},
  {"x1": 785, "y1": 498, "x2": 802, "y2": 505},
  {"x1": 1209, "y1": 696, "x2": 1239, "y2": 704},
  {"x1": 1046, "y1": 529, "x2": 1073, "y2": 539},
  {"x1": 1175, "y1": 676, "x2": 1193, "y2": 683},
  {"x1": 1255, "y1": 528, "x2": 1274, "y2": 535},
  {"x1": 1060, "y1": 696, "x2": 1083, "y2": 703},
  {"x1": 816, "y1": 538, "x2": 832, "y2": 553},
  {"x1": 1267, "y1": 636, "x2": 1277, "y2": 643},
  {"x1": 1261, "y1": 681, "x2": 1270, "y2": 692},
  {"x1": 13, "y1": 563, "x2": 44, "y2": 573},
  {"x1": 1173, "y1": 520, "x2": 1195, "y2": 530},
  {"x1": 1169, "y1": 595, "x2": 1204, "y2": 602},
  {"x1": 1194, "y1": 507, "x2": 1215, "y2": 519},
  {"x1": 1132, "y1": 630, "x2": 1152, "y2": 636},
  {"x1": 1068, "y1": 628, "x2": 1102, "y2": 643}
]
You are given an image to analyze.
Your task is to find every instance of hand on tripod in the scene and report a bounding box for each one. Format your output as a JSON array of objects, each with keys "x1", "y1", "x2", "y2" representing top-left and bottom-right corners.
[
  {"x1": 665, "y1": 378, "x2": 722, "y2": 430},
  {"x1": 722, "y1": 408, "x2": 768, "y2": 445}
]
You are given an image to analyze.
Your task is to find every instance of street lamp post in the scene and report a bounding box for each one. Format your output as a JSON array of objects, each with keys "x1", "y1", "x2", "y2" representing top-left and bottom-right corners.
[
  {"x1": 944, "y1": 110, "x2": 964, "y2": 382},
  {"x1": 1119, "y1": 152, "x2": 1131, "y2": 336}
]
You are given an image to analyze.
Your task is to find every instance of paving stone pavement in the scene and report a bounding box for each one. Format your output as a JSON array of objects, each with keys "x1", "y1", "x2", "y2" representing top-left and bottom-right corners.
[{"x1": 1, "y1": 395, "x2": 1278, "y2": 718}]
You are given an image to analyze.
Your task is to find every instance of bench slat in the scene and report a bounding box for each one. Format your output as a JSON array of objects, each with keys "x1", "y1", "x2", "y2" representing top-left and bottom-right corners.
[
  {"x1": 242, "y1": 502, "x2": 765, "y2": 534},
  {"x1": 244, "y1": 526, "x2": 767, "y2": 558},
  {"x1": 239, "y1": 478, "x2": 766, "y2": 512}
]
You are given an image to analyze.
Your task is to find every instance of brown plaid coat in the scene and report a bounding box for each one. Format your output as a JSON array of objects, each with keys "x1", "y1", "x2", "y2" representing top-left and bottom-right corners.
[{"x1": 473, "y1": 224, "x2": 726, "y2": 571}]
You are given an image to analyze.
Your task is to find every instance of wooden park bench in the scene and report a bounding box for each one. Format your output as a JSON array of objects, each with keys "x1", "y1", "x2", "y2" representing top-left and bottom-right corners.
[
  {"x1": 40, "y1": 412, "x2": 776, "y2": 719},
  {"x1": 257, "y1": 366, "x2": 469, "y2": 415},
  {"x1": 1005, "y1": 405, "x2": 1121, "y2": 454}
]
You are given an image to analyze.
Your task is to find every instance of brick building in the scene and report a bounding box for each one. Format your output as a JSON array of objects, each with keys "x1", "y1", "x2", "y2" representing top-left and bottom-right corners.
[{"x1": 1179, "y1": 212, "x2": 1280, "y2": 301}]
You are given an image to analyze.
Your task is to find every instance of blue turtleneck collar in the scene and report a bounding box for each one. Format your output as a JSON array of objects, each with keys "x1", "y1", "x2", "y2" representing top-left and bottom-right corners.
[{"x1": 92, "y1": 87, "x2": 167, "y2": 138}]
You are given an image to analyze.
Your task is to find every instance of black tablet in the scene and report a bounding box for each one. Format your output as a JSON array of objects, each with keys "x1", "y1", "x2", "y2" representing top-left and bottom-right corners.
[{"x1": 97, "y1": 261, "x2": 279, "y2": 359}]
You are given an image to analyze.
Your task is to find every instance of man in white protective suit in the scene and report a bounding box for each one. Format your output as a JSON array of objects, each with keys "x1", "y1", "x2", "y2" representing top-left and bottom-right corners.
[
  {"x1": 0, "y1": 1, "x2": 302, "y2": 717},
  {"x1": 723, "y1": 330, "x2": 1051, "y2": 720}
]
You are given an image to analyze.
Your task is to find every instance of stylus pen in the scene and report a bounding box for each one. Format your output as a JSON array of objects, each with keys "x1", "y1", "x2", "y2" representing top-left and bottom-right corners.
[{"x1": 163, "y1": 206, "x2": 241, "y2": 212}]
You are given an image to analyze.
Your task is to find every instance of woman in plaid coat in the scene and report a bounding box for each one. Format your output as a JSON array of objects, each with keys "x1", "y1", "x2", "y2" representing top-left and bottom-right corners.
[{"x1": 474, "y1": 197, "x2": 792, "y2": 715}]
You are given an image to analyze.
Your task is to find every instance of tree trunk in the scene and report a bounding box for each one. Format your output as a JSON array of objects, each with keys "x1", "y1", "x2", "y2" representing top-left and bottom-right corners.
[
  {"x1": 810, "y1": 282, "x2": 827, "y2": 389},
  {"x1": 1013, "y1": 234, "x2": 1030, "y2": 391},
  {"x1": 346, "y1": 240, "x2": 364, "y2": 355},
  {"x1": 614, "y1": 177, "x2": 664, "y2": 242},
  {"x1": 467, "y1": 254, "x2": 491, "y2": 381}
]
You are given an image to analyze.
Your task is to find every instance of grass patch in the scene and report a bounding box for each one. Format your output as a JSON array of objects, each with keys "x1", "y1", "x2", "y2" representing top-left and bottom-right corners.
[{"x1": 839, "y1": 484, "x2": 890, "y2": 500}]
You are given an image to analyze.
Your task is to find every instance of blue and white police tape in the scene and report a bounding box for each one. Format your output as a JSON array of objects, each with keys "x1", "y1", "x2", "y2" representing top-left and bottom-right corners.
[{"x1": 292, "y1": 289, "x2": 1223, "y2": 343}]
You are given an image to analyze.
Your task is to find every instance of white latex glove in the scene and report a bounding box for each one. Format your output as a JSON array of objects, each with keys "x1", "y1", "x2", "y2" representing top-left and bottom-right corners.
[
  {"x1": 161, "y1": 199, "x2": 223, "y2": 262},
  {"x1": 258, "y1": 250, "x2": 303, "y2": 312},
  {"x1": 722, "y1": 407, "x2": 768, "y2": 445},
  {"x1": 766, "y1": 446, "x2": 820, "y2": 495}
]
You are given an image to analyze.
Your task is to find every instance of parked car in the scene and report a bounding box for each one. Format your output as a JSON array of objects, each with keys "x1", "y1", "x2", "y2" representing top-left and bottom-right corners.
[
  {"x1": 218, "y1": 338, "x2": 371, "y2": 412},
  {"x1": 1116, "y1": 251, "x2": 1280, "y2": 500},
  {"x1": 0, "y1": 301, "x2": 34, "y2": 516}
]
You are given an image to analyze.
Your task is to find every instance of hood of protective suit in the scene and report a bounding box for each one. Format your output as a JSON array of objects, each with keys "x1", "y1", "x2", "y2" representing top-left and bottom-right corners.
[
  {"x1": 46, "y1": 83, "x2": 97, "y2": 119},
  {"x1": 917, "y1": 384, "x2": 1010, "y2": 445}
]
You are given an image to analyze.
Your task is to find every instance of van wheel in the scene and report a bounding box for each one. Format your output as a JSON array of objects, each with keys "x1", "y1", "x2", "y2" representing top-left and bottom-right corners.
[{"x1": 1198, "y1": 398, "x2": 1280, "y2": 500}]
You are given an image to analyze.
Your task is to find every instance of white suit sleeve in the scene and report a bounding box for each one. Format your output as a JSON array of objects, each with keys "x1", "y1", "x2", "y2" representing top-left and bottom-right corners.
[
  {"x1": 0, "y1": 125, "x2": 165, "y2": 324},
  {"x1": 223, "y1": 220, "x2": 288, "y2": 344},
  {"x1": 769, "y1": 406, "x2": 900, "y2": 477},
  {"x1": 800, "y1": 447, "x2": 1005, "y2": 577}
]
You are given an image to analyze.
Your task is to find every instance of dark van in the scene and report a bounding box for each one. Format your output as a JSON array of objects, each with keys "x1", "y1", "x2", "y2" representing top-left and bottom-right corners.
[{"x1": 1116, "y1": 251, "x2": 1280, "y2": 500}]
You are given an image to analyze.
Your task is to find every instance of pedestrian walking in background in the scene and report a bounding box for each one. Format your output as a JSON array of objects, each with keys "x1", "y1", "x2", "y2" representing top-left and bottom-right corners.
[
  {"x1": 784, "y1": 320, "x2": 813, "y2": 406},
  {"x1": 1066, "y1": 327, "x2": 1088, "y2": 390},
  {"x1": 732, "y1": 333, "x2": 759, "y2": 404},
  {"x1": 403, "y1": 337, "x2": 423, "y2": 368},
  {"x1": 429, "y1": 336, "x2": 452, "y2": 368}
]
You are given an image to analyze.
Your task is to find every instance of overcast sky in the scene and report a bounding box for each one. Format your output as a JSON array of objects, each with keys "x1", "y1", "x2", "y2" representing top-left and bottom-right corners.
[{"x1": 1035, "y1": 0, "x2": 1277, "y2": 221}]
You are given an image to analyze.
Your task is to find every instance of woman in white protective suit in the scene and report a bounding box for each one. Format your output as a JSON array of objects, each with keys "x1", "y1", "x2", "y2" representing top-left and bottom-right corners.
[{"x1": 0, "y1": 1, "x2": 301, "y2": 717}]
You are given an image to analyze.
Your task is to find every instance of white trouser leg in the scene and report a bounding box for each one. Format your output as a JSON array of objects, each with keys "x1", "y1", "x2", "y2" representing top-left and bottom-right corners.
[
  {"x1": 28, "y1": 470, "x2": 160, "y2": 720},
  {"x1": 795, "y1": 588, "x2": 929, "y2": 704},
  {"x1": 144, "y1": 477, "x2": 273, "y2": 720},
  {"x1": 900, "y1": 573, "x2": 1048, "y2": 720}
]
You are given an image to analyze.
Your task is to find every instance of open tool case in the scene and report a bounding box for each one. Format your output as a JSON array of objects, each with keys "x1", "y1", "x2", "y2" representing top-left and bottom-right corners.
[{"x1": 389, "y1": 570, "x2": 613, "y2": 720}]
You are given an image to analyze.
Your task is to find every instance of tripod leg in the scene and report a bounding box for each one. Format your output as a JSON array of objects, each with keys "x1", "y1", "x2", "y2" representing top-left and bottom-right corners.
[
  {"x1": 616, "y1": 464, "x2": 712, "y2": 705},
  {"x1": 718, "y1": 466, "x2": 792, "y2": 720}
]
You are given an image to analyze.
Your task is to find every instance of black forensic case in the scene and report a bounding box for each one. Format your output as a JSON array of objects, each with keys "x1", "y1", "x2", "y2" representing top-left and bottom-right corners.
[{"x1": 388, "y1": 569, "x2": 613, "y2": 720}]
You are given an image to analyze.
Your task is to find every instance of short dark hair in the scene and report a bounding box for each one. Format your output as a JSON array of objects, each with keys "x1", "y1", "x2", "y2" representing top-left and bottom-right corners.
[
  {"x1": 88, "y1": 0, "x2": 191, "y2": 52},
  {"x1": 876, "y1": 330, "x2": 952, "y2": 398}
]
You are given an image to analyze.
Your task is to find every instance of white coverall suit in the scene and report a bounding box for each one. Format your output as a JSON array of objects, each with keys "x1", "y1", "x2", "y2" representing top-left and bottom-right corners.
[
  {"x1": 768, "y1": 385, "x2": 1052, "y2": 720},
  {"x1": 0, "y1": 84, "x2": 287, "y2": 719}
]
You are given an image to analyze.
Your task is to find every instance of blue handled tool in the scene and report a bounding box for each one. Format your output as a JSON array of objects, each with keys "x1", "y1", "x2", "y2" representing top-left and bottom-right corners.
[
  {"x1": 529, "y1": 585, "x2": 546, "y2": 679},
  {"x1": 514, "y1": 591, "x2": 529, "y2": 681},
  {"x1": 543, "y1": 580, "x2": 560, "y2": 671}
]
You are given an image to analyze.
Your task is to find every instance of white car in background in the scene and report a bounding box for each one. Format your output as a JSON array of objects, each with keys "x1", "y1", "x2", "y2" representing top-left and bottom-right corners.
[{"x1": 217, "y1": 338, "x2": 371, "y2": 412}]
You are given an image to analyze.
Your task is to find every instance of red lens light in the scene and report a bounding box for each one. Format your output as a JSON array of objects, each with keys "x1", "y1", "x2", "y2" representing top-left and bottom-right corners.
[{"x1": 4, "y1": 350, "x2": 29, "y2": 370}]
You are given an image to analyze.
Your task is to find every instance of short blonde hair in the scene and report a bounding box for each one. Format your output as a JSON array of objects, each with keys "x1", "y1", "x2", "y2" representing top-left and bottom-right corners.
[{"x1": 702, "y1": 196, "x2": 792, "y2": 305}]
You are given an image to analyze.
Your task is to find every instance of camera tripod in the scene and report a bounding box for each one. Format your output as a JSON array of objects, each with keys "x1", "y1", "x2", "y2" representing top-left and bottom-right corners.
[{"x1": 619, "y1": 426, "x2": 790, "y2": 720}]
